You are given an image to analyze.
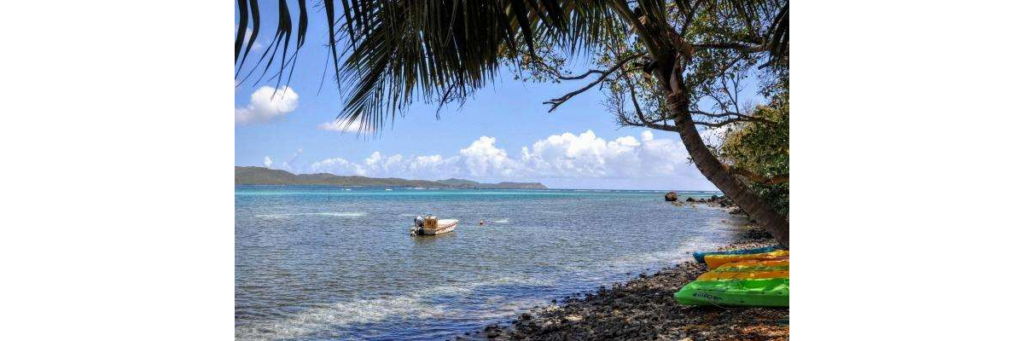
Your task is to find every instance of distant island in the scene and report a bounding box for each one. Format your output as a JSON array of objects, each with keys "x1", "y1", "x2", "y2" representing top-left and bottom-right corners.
[{"x1": 235, "y1": 166, "x2": 547, "y2": 189}]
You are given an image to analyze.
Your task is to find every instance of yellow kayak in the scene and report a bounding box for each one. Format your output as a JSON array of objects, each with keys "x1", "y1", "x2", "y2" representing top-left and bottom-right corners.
[
  {"x1": 714, "y1": 259, "x2": 789, "y2": 271},
  {"x1": 697, "y1": 270, "x2": 789, "y2": 281},
  {"x1": 704, "y1": 250, "x2": 789, "y2": 270}
]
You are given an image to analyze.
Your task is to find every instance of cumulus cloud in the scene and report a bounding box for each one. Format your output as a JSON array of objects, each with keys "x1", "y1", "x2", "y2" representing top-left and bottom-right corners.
[
  {"x1": 460, "y1": 136, "x2": 519, "y2": 178},
  {"x1": 309, "y1": 157, "x2": 364, "y2": 176},
  {"x1": 310, "y1": 130, "x2": 703, "y2": 184},
  {"x1": 641, "y1": 130, "x2": 655, "y2": 142},
  {"x1": 317, "y1": 120, "x2": 372, "y2": 133},
  {"x1": 235, "y1": 86, "x2": 299, "y2": 125},
  {"x1": 311, "y1": 152, "x2": 461, "y2": 179},
  {"x1": 516, "y1": 130, "x2": 698, "y2": 179},
  {"x1": 263, "y1": 156, "x2": 273, "y2": 168}
]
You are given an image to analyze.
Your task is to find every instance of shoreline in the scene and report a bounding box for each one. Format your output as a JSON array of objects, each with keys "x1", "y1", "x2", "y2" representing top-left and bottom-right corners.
[{"x1": 460, "y1": 229, "x2": 788, "y2": 341}]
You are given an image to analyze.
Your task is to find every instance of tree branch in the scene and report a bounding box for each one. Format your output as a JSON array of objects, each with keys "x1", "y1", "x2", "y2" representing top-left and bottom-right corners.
[
  {"x1": 543, "y1": 54, "x2": 646, "y2": 112},
  {"x1": 693, "y1": 42, "x2": 767, "y2": 54},
  {"x1": 692, "y1": 110, "x2": 777, "y2": 125},
  {"x1": 727, "y1": 165, "x2": 789, "y2": 185},
  {"x1": 693, "y1": 117, "x2": 765, "y2": 127},
  {"x1": 680, "y1": 0, "x2": 704, "y2": 34},
  {"x1": 613, "y1": 75, "x2": 682, "y2": 133}
]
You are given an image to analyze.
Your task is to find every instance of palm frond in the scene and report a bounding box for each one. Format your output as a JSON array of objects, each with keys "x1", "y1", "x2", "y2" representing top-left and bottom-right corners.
[
  {"x1": 233, "y1": 0, "x2": 788, "y2": 133},
  {"x1": 332, "y1": 0, "x2": 616, "y2": 133},
  {"x1": 234, "y1": 0, "x2": 304, "y2": 88}
]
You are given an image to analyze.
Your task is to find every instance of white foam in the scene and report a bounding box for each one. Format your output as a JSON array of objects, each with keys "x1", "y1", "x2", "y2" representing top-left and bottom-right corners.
[
  {"x1": 491, "y1": 218, "x2": 510, "y2": 224},
  {"x1": 314, "y1": 212, "x2": 366, "y2": 217},
  {"x1": 255, "y1": 212, "x2": 366, "y2": 219},
  {"x1": 236, "y1": 277, "x2": 552, "y2": 341}
]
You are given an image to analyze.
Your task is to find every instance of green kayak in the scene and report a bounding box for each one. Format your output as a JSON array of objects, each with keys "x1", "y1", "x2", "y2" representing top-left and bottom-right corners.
[{"x1": 674, "y1": 278, "x2": 789, "y2": 307}]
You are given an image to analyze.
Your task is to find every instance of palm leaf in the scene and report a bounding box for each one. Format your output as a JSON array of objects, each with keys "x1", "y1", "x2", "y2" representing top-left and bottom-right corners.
[
  {"x1": 331, "y1": 0, "x2": 618, "y2": 133},
  {"x1": 233, "y1": 0, "x2": 788, "y2": 133}
]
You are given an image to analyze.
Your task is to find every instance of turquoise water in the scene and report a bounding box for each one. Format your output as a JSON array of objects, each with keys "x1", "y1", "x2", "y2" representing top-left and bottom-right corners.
[{"x1": 235, "y1": 186, "x2": 745, "y2": 340}]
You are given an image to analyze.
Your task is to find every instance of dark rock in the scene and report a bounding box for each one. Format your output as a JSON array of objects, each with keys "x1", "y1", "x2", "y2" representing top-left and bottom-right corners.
[
  {"x1": 664, "y1": 191, "x2": 678, "y2": 202},
  {"x1": 469, "y1": 239, "x2": 787, "y2": 341},
  {"x1": 743, "y1": 227, "x2": 774, "y2": 240},
  {"x1": 685, "y1": 196, "x2": 696, "y2": 202}
]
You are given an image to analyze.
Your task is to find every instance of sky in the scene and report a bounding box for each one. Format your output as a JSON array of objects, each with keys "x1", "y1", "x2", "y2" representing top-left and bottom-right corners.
[{"x1": 235, "y1": 2, "x2": 762, "y2": 191}]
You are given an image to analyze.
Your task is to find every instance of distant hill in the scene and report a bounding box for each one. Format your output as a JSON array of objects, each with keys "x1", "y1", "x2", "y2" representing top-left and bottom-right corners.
[{"x1": 235, "y1": 166, "x2": 547, "y2": 189}]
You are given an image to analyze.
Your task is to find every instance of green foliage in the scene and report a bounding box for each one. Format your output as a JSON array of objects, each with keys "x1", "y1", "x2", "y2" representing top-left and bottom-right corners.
[{"x1": 719, "y1": 92, "x2": 789, "y2": 217}]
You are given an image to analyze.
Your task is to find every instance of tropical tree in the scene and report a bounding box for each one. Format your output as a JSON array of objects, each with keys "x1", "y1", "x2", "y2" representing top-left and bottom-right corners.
[
  {"x1": 234, "y1": 0, "x2": 791, "y2": 247},
  {"x1": 717, "y1": 90, "x2": 789, "y2": 218}
]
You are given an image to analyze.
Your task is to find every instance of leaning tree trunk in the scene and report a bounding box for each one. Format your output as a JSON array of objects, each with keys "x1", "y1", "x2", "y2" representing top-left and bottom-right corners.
[{"x1": 660, "y1": 70, "x2": 790, "y2": 247}]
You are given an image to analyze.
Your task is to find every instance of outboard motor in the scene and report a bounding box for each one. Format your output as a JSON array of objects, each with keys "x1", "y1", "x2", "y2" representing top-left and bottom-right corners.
[{"x1": 411, "y1": 215, "x2": 426, "y2": 235}]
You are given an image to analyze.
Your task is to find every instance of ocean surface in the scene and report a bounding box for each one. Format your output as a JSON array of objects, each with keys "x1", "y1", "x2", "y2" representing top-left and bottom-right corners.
[{"x1": 236, "y1": 186, "x2": 747, "y2": 341}]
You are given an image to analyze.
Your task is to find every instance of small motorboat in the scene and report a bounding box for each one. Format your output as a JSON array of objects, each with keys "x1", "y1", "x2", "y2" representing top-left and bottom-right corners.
[{"x1": 410, "y1": 215, "x2": 458, "y2": 236}]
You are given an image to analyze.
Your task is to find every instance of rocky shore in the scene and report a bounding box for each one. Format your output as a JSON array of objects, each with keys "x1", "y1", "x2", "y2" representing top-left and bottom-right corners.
[
  {"x1": 458, "y1": 229, "x2": 788, "y2": 341},
  {"x1": 672, "y1": 194, "x2": 735, "y2": 207}
]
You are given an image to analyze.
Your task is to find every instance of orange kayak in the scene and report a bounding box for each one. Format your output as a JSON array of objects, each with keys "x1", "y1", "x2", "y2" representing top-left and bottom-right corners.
[
  {"x1": 704, "y1": 250, "x2": 789, "y2": 270},
  {"x1": 714, "y1": 259, "x2": 789, "y2": 271}
]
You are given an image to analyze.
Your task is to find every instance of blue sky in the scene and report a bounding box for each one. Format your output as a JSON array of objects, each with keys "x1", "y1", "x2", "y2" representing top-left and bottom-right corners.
[{"x1": 235, "y1": 2, "x2": 759, "y2": 191}]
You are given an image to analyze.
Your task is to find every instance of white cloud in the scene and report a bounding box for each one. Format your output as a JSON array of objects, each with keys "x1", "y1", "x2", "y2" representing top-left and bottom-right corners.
[
  {"x1": 233, "y1": 24, "x2": 264, "y2": 50},
  {"x1": 460, "y1": 136, "x2": 519, "y2": 177},
  {"x1": 263, "y1": 156, "x2": 272, "y2": 168},
  {"x1": 309, "y1": 130, "x2": 705, "y2": 186},
  {"x1": 317, "y1": 120, "x2": 371, "y2": 133},
  {"x1": 310, "y1": 157, "x2": 366, "y2": 176},
  {"x1": 518, "y1": 130, "x2": 690, "y2": 179},
  {"x1": 641, "y1": 130, "x2": 654, "y2": 142},
  {"x1": 235, "y1": 86, "x2": 299, "y2": 125},
  {"x1": 310, "y1": 152, "x2": 461, "y2": 179}
]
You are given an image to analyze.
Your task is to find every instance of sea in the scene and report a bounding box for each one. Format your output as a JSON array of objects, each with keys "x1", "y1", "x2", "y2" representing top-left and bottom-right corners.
[{"x1": 235, "y1": 185, "x2": 748, "y2": 340}]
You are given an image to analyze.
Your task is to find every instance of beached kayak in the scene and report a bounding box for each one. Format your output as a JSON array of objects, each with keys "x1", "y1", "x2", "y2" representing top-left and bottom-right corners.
[
  {"x1": 677, "y1": 248, "x2": 791, "y2": 307},
  {"x1": 674, "y1": 278, "x2": 789, "y2": 307},
  {"x1": 692, "y1": 246, "x2": 781, "y2": 264},
  {"x1": 697, "y1": 269, "x2": 789, "y2": 281},
  {"x1": 715, "y1": 259, "x2": 788, "y2": 270},
  {"x1": 704, "y1": 250, "x2": 789, "y2": 270}
]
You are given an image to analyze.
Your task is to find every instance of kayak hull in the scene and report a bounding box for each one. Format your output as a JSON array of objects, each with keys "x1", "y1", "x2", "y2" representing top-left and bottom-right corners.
[
  {"x1": 704, "y1": 250, "x2": 789, "y2": 270},
  {"x1": 676, "y1": 247, "x2": 791, "y2": 307},
  {"x1": 674, "y1": 278, "x2": 789, "y2": 307},
  {"x1": 715, "y1": 259, "x2": 789, "y2": 271},
  {"x1": 693, "y1": 246, "x2": 781, "y2": 264}
]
